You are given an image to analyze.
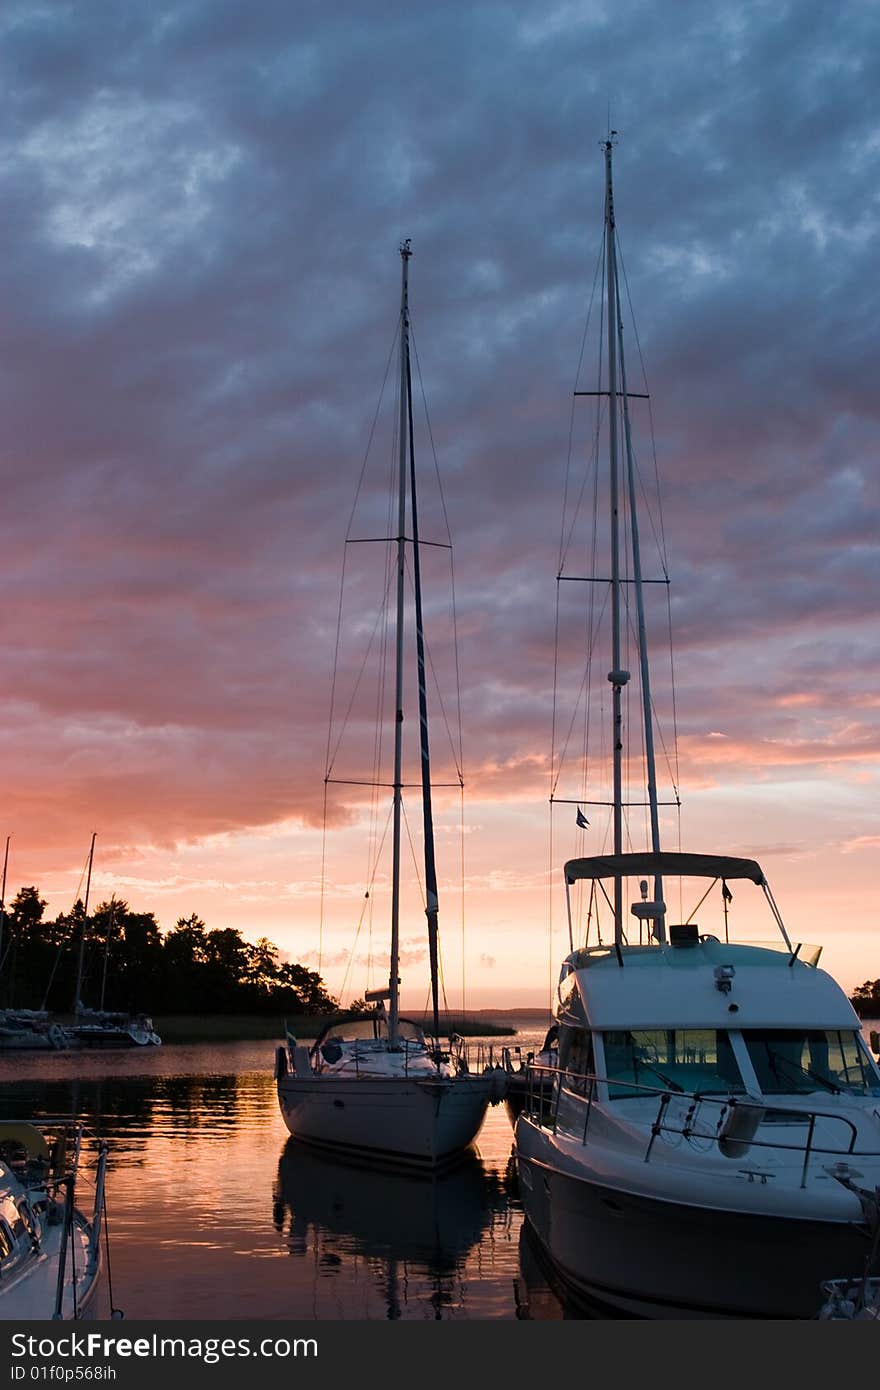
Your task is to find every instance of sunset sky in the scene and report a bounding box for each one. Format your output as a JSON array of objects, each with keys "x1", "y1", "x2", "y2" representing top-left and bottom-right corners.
[{"x1": 1, "y1": 1, "x2": 878, "y2": 1012}]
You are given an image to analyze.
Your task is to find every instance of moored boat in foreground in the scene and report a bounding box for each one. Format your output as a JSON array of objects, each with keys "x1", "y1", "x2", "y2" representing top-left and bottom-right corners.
[{"x1": 0, "y1": 1119, "x2": 113, "y2": 1320}]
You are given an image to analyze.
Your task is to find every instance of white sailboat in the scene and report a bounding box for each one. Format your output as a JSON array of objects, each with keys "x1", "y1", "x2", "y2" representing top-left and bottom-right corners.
[
  {"x1": 514, "y1": 136, "x2": 880, "y2": 1319},
  {"x1": 0, "y1": 1120, "x2": 113, "y2": 1320},
  {"x1": 276, "y1": 242, "x2": 499, "y2": 1171},
  {"x1": 0, "y1": 836, "x2": 74, "y2": 1051},
  {"x1": 68, "y1": 836, "x2": 161, "y2": 1049},
  {"x1": 0, "y1": 836, "x2": 160, "y2": 1050}
]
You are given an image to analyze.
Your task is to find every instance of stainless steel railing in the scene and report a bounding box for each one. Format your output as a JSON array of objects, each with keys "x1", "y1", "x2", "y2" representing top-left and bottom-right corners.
[{"x1": 521, "y1": 1063, "x2": 880, "y2": 1187}]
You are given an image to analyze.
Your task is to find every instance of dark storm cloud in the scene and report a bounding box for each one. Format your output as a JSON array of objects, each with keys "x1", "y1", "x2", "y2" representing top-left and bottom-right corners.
[{"x1": 0, "y1": 0, "x2": 878, "y2": 860}]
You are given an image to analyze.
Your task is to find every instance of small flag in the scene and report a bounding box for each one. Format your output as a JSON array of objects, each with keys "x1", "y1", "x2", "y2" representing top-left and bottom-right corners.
[
  {"x1": 576, "y1": 807, "x2": 590, "y2": 829},
  {"x1": 722, "y1": 881, "x2": 733, "y2": 903}
]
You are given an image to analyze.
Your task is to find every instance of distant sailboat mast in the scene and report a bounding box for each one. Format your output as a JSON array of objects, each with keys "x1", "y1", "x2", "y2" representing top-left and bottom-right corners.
[
  {"x1": 72, "y1": 831, "x2": 97, "y2": 1014},
  {"x1": 99, "y1": 895, "x2": 116, "y2": 1013},
  {"x1": 0, "y1": 834, "x2": 10, "y2": 984}
]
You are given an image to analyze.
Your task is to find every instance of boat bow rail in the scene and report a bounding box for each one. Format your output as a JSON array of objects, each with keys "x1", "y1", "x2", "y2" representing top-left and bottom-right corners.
[
  {"x1": 522, "y1": 1064, "x2": 880, "y2": 1189},
  {"x1": 0, "y1": 1117, "x2": 113, "y2": 1320}
]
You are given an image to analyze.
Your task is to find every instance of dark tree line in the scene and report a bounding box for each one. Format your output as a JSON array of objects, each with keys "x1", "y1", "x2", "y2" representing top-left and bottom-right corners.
[
  {"x1": 0, "y1": 887, "x2": 337, "y2": 1017},
  {"x1": 852, "y1": 980, "x2": 880, "y2": 1018}
]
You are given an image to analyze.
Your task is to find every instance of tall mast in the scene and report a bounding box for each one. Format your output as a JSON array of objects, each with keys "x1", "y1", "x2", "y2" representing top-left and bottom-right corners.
[
  {"x1": 72, "y1": 831, "x2": 97, "y2": 1015},
  {"x1": 614, "y1": 259, "x2": 665, "y2": 940},
  {"x1": 404, "y1": 275, "x2": 442, "y2": 1052},
  {"x1": 388, "y1": 241, "x2": 412, "y2": 1048},
  {"x1": 604, "y1": 136, "x2": 629, "y2": 942}
]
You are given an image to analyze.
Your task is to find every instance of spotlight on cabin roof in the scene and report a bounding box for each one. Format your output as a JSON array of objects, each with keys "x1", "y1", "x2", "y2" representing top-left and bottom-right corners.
[{"x1": 714, "y1": 964, "x2": 736, "y2": 993}]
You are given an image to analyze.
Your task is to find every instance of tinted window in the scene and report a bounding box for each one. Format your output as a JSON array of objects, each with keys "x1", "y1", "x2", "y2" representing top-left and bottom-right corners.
[
  {"x1": 742, "y1": 1030, "x2": 880, "y2": 1097},
  {"x1": 602, "y1": 1029, "x2": 746, "y2": 1099}
]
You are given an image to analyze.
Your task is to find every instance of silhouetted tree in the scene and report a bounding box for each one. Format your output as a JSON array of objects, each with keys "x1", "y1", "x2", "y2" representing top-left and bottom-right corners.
[
  {"x1": 852, "y1": 980, "x2": 880, "y2": 1016},
  {"x1": 0, "y1": 884, "x2": 337, "y2": 1018}
]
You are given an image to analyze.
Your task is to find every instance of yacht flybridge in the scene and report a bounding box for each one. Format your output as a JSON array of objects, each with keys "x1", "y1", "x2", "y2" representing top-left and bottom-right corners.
[{"x1": 514, "y1": 138, "x2": 880, "y2": 1318}]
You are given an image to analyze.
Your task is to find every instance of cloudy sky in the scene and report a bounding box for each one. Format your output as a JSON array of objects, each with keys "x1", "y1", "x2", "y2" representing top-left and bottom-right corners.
[{"x1": 1, "y1": 0, "x2": 878, "y2": 1010}]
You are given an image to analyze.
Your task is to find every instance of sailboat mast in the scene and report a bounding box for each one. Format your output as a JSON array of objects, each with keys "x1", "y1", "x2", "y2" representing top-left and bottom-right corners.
[
  {"x1": 72, "y1": 831, "x2": 97, "y2": 1015},
  {"x1": 604, "y1": 136, "x2": 628, "y2": 942},
  {"x1": 613, "y1": 261, "x2": 666, "y2": 940},
  {"x1": 388, "y1": 241, "x2": 412, "y2": 1048},
  {"x1": 404, "y1": 286, "x2": 442, "y2": 1051},
  {"x1": 99, "y1": 895, "x2": 116, "y2": 1012}
]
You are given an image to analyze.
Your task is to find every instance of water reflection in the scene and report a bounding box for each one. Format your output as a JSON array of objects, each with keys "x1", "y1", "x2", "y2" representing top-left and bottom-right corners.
[
  {"x1": 0, "y1": 1041, "x2": 543, "y2": 1321},
  {"x1": 512, "y1": 1221, "x2": 625, "y2": 1320},
  {"x1": 274, "y1": 1140, "x2": 512, "y2": 1319}
]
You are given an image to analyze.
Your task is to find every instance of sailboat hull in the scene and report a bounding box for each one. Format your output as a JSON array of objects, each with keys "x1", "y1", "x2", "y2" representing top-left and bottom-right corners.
[
  {"x1": 516, "y1": 1118, "x2": 873, "y2": 1319},
  {"x1": 277, "y1": 1073, "x2": 492, "y2": 1172},
  {"x1": 68, "y1": 1026, "x2": 160, "y2": 1048}
]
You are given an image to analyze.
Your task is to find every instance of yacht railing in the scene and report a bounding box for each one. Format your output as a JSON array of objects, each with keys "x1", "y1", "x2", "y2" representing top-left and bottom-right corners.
[
  {"x1": 1, "y1": 1117, "x2": 110, "y2": 1319},
  {"x1": 345, "y1": 1036, "x2": 432, "y2": 1076},
  {"x1": 522, "y1": 1064, "x2": 880, "y2": 1187},
  {"x1": 278, "y1": 1034, "x2": 504, "y2": 1078}
]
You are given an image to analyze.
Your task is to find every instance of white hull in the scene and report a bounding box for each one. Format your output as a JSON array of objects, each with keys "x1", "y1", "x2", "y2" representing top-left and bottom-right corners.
[
  {"x1": 277, "y1": 1072, "x2": 492, "y2": 1171},
  {"x1": 68, "y1": 1026, "x2": 161, "y2": 1048},
  {"x1": 516, "y1": 1117, "x2": 875, "y2": 1319},
  {"x1": 0, "y1": 1031, "x2": 54, "y2": 1051},
  {"x1": 0, "y1": 1215, "x2": 102, "y2": 1321},
  {"x1": 0, "y1": 1122, "x2": 110, "y2": 1323}
]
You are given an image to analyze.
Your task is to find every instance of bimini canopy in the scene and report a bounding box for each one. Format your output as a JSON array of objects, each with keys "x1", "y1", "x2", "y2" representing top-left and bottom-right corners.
[{"x1": 563, "y1": 851, "x2": 765, "y2": 886}]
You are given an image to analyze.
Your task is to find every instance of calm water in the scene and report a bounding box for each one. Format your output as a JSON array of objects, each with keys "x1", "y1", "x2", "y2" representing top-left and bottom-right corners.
[
  {"x1": 3, "y1": 1019, "x2": 877, "y2": 1322},
  {"x1": 0, "y1": 1024, "x2": 576, "y2": 1322}
]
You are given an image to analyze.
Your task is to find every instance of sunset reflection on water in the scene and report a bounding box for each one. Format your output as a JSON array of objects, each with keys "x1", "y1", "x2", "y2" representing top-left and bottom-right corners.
[{"x1": 0, "y1": 1031, "x2": 561, "y2": 1321}]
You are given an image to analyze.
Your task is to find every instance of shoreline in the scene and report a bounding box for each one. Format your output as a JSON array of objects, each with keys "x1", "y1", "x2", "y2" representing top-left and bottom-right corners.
[{"x1": 152, "y1": 1011, "x2": 523, "y2": 1043}]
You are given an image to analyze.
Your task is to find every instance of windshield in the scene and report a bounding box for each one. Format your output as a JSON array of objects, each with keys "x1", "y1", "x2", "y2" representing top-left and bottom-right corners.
[
  {"x1": 315, "y1": 1016, "x2": 426, "y2": 1045},
  {"x1": 602, "y1": 1028, "x2": 746, "y2": 1099},
  {"x1": 742, "y1": 1029, "x2": 880, "y2": 1097}
]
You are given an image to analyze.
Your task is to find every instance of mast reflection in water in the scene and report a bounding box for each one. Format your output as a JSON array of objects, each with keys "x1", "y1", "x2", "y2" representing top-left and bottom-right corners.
[{"x1": 273, "y1": 1141, "x2": 510, "y2": 1319}]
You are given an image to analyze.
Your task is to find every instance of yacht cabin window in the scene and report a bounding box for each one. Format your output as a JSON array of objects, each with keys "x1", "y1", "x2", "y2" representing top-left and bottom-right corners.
[
  {"x1": 602, "y1": 1028, "x2": 746, "y2": 1099},
  {"x1": 741, "y1": 1029, "x2": 880, "y2": 1097},
  {"x1": 558, "y1": 1026, "x2": 594, "y2": 1094}
]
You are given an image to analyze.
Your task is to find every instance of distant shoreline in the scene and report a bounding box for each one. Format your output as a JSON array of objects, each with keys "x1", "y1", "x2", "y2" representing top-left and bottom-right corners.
[{"x1": 151, "y1": 1010, "x2": 536, "y2": 1043}]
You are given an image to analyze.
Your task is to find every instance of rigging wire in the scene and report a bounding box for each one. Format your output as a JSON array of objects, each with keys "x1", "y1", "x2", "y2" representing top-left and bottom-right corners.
[
  {"x1": 558, "y1": 231, "x2": 606, "y2": 574},
  {"x1": 411, "y1": 322, "x2": 466, "y2": 1009},
  {"x1": 553, "y1": 173, "x2": 687, "y2": 942},
  {"x1": 320, "y1": 300, "x2": 463, "y2": 1018},
  {"x1": 337, "y1": 802, "x2": 394, "y2": 1007},
  {"x1": 616, "y1": 233, "x2": 681, "y2": 837},
  {"x1": 320, "y1": 321, "x2": 400, "y2": 975}
]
